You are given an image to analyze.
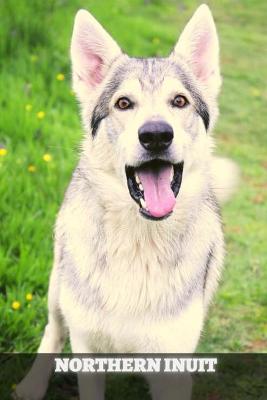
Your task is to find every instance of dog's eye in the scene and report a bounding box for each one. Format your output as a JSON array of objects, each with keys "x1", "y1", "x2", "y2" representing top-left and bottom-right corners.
[
  {"x1": 115, "y1": 97, "x2": 133, "y2": 110},
  {"x1": 172, "y1": 95, "x2": 188, "y2": 108}
]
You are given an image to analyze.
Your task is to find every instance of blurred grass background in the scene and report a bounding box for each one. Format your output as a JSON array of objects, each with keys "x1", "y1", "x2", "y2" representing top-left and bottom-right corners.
[{"x1": 0, "y1": 0, "x2": 267, "y2": 353}]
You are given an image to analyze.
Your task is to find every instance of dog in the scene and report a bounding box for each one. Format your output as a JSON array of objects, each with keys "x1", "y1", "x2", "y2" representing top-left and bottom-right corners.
[{"x1": 15, "y1": 4, "x2": 239, "y2": 399}]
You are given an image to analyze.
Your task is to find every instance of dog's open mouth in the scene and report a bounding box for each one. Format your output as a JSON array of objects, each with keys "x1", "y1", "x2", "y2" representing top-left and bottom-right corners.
[{"x1": 126, "y1": 160, "x2": 184, "y2": 221}]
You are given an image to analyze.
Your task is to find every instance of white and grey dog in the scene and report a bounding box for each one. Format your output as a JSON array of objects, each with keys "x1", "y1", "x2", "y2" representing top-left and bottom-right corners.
[{"x1": 15, "y1": 4, "x2": 239, "y2": 400}]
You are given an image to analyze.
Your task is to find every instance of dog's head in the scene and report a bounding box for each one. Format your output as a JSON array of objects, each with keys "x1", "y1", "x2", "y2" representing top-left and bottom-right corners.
[{"x1": 71, "y1": 5, "x2": 221, "y2": 221}]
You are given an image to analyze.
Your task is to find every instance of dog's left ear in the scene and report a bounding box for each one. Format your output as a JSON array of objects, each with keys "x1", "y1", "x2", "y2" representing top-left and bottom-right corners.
[
  {"x1": 172, "y1": 4, "x2": 221, "y2": 96},
  {"x1": 71, "y1": 9, "x2": 122, "y2": 102}
]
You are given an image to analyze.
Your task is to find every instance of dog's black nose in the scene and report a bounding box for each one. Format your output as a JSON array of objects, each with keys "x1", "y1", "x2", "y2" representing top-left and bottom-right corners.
[{"x1": 138, "y1": 121, "x2": 174, "y2": 152}]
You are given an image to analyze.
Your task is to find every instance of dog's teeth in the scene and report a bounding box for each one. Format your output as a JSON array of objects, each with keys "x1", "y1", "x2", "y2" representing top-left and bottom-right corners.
[
  {"x1": 140, "y1": 198, "x2": 146, "y2": 209},
  {"x1": 139, "y1": 183, "x2": 143, "y2": 191},
  {"x1": 135, "y1": 173, "x2": 140, "y2": 184},
  {"x1": 170, "y1": 167, "x2": 174, "y2": 182}
]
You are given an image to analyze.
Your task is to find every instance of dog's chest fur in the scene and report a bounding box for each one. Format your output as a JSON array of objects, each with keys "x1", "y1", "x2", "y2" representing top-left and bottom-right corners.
[
  {"x1": 101, "y1": 209, "x2": 207, "y2": 315},
  {"x1": 53, "y1": 161, "x2": 224, "y2": 352},
  {"x1": 57, "y1": 176, "x2": 214, "y2": 332}
]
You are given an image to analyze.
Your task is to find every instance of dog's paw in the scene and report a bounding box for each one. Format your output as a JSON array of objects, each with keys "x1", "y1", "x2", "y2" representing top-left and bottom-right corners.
[{"x1": 12, "y1": 378, "x2": 48, "y2": 400}]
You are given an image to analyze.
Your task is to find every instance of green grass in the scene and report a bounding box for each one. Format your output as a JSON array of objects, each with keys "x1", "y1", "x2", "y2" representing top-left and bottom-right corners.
[{"x1": 0, "y1": 0, "x2": 267, "y2": 354}]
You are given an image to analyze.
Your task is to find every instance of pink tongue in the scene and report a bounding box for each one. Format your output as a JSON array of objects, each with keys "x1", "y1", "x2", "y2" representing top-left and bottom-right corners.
[{"x1": 138, "y1": 164, "x2": 176, "y2": 218}]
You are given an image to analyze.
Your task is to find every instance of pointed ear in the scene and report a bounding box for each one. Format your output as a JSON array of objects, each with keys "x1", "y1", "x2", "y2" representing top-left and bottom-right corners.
[
  {"x1": 172, "y1": 4, "x2": 221, "y2": 95},
  {"x1": 71, "y1": 9, "x2": 122, "y2": 101}
]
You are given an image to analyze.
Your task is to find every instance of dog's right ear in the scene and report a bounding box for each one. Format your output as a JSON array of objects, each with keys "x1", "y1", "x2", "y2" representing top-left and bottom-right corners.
[
  {"x1": 171, "y1": 4, "x2": 221, "y2": 97},
  {"x1": 71, "y1": 10, "x2": 122, "y2": 101}
]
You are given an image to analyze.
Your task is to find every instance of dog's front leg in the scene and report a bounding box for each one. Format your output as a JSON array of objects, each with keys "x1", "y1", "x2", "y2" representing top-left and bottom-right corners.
[
  {"x1": 14, "y1": 261, "x2": 66, "y2": 400},
  {"x1": 146, "y1": 372, "x2": 192, "y2": 400},
  {"x1": 69, "y1": 329, "x2": 105, "y2": 400},
  {"x1": 13, "y1": 312, "x2": 66, "y2": 400}
]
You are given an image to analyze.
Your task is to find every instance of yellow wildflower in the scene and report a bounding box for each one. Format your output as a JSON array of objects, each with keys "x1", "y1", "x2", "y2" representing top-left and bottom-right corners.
[
  {"x1": 28, "y1": 165, "x2": 36, "y2": 173},
  {"x1": 43, "y1": 153, "x2": 52, "y2": 162},
  {"x1": 26, "y1": 293, "x2": 33, "y2": 301},
  {"x1": 56, "y1": 73, "x2": 65, "y2": 81},
  {"x1": 30, "y1": 54, "x2": 38, "y2": 63},
  {"x1": 251, "y1": 88, "x2": 261, "y2": 97},
  {"x1": 0, "y1": 148, "x2": 7, "y2": 157},
  {"x1": 152, "y1": 37, "x2": 160, "y2": 45},
  {"x1": 25, "y1": 104, "x2": 32, "y2": 112},
  {"x1": 11, "y1": 383, "x2": 17, "y2": 390},
  {"x1": 37, "y1": 111, "x2": 45, "y2": 120},
  {"x1": 12, "y1": 301, "x2": 21, "y2": 310}
]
